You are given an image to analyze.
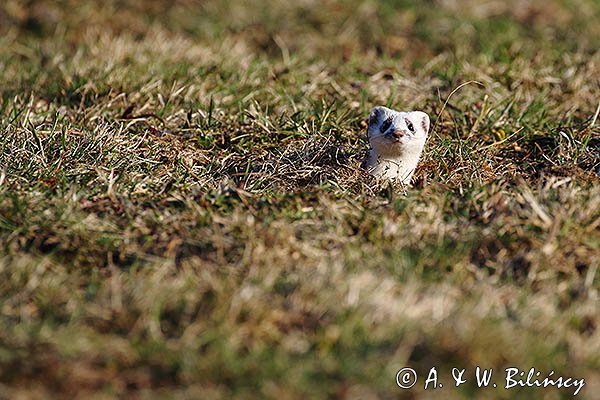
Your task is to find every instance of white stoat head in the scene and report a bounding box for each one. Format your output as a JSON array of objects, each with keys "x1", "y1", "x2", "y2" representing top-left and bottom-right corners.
[{"x1": 367, "y1": 106, "x2": 430, "y2": 157}]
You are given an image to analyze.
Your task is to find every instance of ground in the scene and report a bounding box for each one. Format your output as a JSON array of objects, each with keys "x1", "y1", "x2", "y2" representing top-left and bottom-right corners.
[{"x1": 0, "y1": 0, "x2": 599, "y2": 399}]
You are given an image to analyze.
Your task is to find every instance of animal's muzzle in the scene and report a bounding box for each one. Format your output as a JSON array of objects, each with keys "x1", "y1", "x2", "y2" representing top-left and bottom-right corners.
[{"x1": 392, "y1": 129, "x2": 404, "y2": 139}]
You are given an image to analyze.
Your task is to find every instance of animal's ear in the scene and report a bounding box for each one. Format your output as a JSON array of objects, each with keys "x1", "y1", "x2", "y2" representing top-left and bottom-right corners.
[
  {"x1": 412, "y1": 111, "x2": 430, "y2": 134},
  {"x1": 368, "y1": 106, "x2": 385, "y2": 128}
]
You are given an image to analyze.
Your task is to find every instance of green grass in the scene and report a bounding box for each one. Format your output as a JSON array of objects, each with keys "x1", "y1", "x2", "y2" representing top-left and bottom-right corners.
[{"x1": 0, "y1": 0, "x2": 599, "y2": 399}]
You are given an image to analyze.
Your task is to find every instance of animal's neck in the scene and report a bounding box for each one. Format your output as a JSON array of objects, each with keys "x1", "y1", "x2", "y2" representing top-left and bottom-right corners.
[{"x1": 367, "y1": 148, "x2": 423, "y2": 184}]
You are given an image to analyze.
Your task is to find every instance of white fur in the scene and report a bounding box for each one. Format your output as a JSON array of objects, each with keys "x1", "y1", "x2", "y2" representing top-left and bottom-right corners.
[{"x1": 365, "y1": 106, "x2": 430, "y2": 185}]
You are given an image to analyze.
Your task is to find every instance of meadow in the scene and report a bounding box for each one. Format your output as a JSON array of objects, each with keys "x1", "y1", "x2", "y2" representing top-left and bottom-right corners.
[{"x1": 0, "y1": 0, "x2": 599, "y2": 398}]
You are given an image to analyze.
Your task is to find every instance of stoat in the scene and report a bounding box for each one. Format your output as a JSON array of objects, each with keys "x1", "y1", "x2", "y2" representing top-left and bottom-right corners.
[{"x1": 365, "y1": 106, "x2": 430, "y2": 185}]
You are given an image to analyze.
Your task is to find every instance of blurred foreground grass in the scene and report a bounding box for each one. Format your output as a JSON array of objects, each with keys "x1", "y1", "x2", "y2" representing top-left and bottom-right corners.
[{"x1": 0, "y1": 0, "x2": 599, "y2": 399}]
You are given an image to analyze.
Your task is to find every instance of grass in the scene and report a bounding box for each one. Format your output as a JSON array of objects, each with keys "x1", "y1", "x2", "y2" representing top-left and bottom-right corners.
[{"x1": 0, "y1": 0, "x2": 599, "y2": 398}]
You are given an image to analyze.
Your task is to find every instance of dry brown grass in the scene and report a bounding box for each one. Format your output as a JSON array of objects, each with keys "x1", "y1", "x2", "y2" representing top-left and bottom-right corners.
[{"x1": 0, "y1": 0, "x2": 599, "y2": 399}]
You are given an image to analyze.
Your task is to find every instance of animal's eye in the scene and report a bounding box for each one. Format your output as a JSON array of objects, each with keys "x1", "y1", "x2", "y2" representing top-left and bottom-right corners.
[
  {"x1": 380, "y1": 117, "x2": 393, "y2": 133},
  {"x1": 405, "y1": 119, "x2": 415, "y2": 133}
]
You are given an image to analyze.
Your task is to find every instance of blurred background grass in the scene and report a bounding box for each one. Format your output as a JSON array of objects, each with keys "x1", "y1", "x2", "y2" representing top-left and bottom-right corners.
[{"x1": 0, "y1": 1, "x2": 599, "y2": 399}]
